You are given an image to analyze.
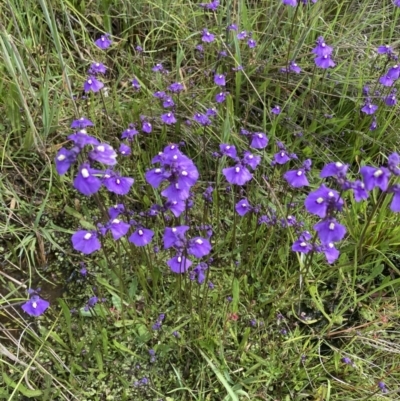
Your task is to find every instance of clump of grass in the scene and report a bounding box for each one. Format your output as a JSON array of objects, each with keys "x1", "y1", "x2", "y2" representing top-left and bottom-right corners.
[{"x1": 1, "y1": 0, "x2": 400, "y2": 400}]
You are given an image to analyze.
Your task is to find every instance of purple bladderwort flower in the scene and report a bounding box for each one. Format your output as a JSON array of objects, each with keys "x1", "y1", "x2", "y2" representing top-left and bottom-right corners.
[
  {"x1": 215, "y1": 91, "x2": 227, "y2": 103},
  {"x1": 188, "y1": 237, "x2": 212, "y2": 258},
  {"x1": 314, "y1": 218, "x2": 346, "y2": 243},
  {"x1": 132, "y1": 78, "x2": 141, "y2": 90},
  {"x1": 145, "y1": 167, "x2": 166, "y2": 188},
  {"x1": 68, "y1": 129, "x2": 99, "y2": 148},
  {"x1": 72, "y1": 230, "x2": 101, "y2": 254},
  {"x1": 361, "y1": 100, "x2": 378, "y2": 115},
  {"x1": 214, "y1": 73, "x2": 226, "y2": 86},
  {"x1": 377, "y1": 381, "x2": 388, "y2": 393},
  {"x1": 271, "y1": 105, "x2": 281, "y2": 115},
  {"x1": 377, "y1": 44, "x2": 393, "y2": 54},
  {"x1": 369, "y1": 117, "x2": 378, "y2": 131},
  {"x1": 129, "y1": 228, "x2": 154, "y2": 246},
  {"x1": 142, "y1": 121, "x2": 152, "y2": 134},
  {"x1": 153, "y1": 90, "x2": 166, "y2": 99},
  {"x1": 89, "y1": 62, "x2": 107, "y2": 75},
  {"x1": 312, "y1": 36, "x2": 333, "y2": 57},
  {"x1": 119, "y1": 143, "x2": 131, "y2": 156},
  {"x1": 235, "y1": 198, "x2": 252, "y2": 216},
  {"x1": 89, "y1": 143, "x2": 117, "y2": 166},
  {"x1": 360, "y1": 166, "x2": 390, "y2": 191},
  {"x1": 379, "y1": 74, "x2": 394, "y2": 87},
  {"x1": 320, "y1": 161, "x2": 348, "y2": 178},
  {"x1": 223, "y1": 164, "x2": 253, "y2": 185},
  {"x1": 320, "y1": 242, "x2": 340, "y2": 264},
  {"x1": 237, "y1": 30, "x2": 248, "y2": 40},
  {"x1": 395, "y1": 0, "x2": 400, "y2": 6},
  {"x1": 247, "y1": 38, "x2": 257, "y2": 48},
  {"x1": 191, "y1": 263, "x2": 208, "y2": 284},
  {"x1": 85, "y1": 296, "x2": 98, "y2": 311},
  {"x1": 388, "y1": 184, "x2": 400, "y2": 212},
  {"x1": 228, "y1": 23, "x2": 238, "y2": 31},
  {"x1": 387, "y1": 64, "x2": 400, "y2": 80},
  {"x1": 388, "y1": 152, "x2": 400, "y2": 176},
  {"x1": 341, "y1": 357, "x2": 353, "y2": 365},
  {"x1": 195, "y1": 44, "x2": 204, "y2": 53},
  {"x1": 314, "y1": 54, "x2": 336, "y2": 69},
  {"x1": 169, "y1": 82, "x2": 184, "y2": 93},
  {"x1": 282, "y1": 0, "x2": 297, "y2": 6},
  {"x1": 219, "y1": 144, "x2": 237, "y2": 159},
  {"x1": 152, "y1": 63, "x2": 165, "y2": 72},
  {"x1": 55, "y1": 148, "x2": 78, "y2": 175},
  {"x1": 108, "y1": 203, "x2": 125, "y2": 219},
  {"x1": 283, "y1": 167, "x2": 310, "y2": 188},
  {"x1": 203, "y1": 185, "x2": 214, "y2": 202},
  {"x1": 165, "y1": 200, "x2": 186, "y2": 217},
  {"x1": 95, "y1": 33, "x2": 112, "y2": 49},
  {"x1": 161, "y1": 182, "x2": 191, "y2": 202},
  {"x1": 201, "y1": 29, "x2": 215, "y2": 43},
  {"x1": 71, "y1": 117, "x2": 94, "y2": 129},
  {"x1": 350, "y1": 180, "x2": 369, "y2": 202},
  {"x1": 281, "y1": 60, "x2": 302, "y2": 74},
  {"x1": 292, "y1": 231, "x2": 313, "y2": 254},
  {"x1": 304, "y1": 185, "x2": 344, "y2": 218},
  {"x1": 206, "y1": 107, "x2": 217, "y2": 117},
  {"x1": 243, "y1": 151, "x2": 261, "y2": 170},
  {"x1": 21, "y1": 295, "x2": 49, "y2": 316},
  {"x1": 384, "y1": 92, "x2": 397, "y2": 106},
  {"x1": 274, "y1": 150, "x2": 291, "y2": 165},
  {"x1": 193, "y1": 113, "x2": 211, "y2": 126},
  {"x1": 199, "y1": 0, "x2": 220, "y2": 10},
  {"x1": 250, "y1": 132, "x2": 268, "y2": 149},
  {"x1": 103, "y1": 171, "x2": 134, "y2": 195},
  {"x1": 83, "y1": 76, "x2": 104, "y2": 93},
  {"x1": 162, "y1": 96, "x2": 175, "y2": 108},
  {"x1": 107, "y1": 218, "x2": 130, "y2": 240},
  {"x1": 121, "y1": 125, "x2": 139, "y2": 140},
  {"x1": 168, "y1": 254, "x2": 192, "y2": 273},
  {"x1": 163, "y1": 226, "x2": 189, "y2": 249},
  {"x1": 135, "y1": 45, "x2": 143, "y2": 52},
  {"x1": 161, "y1": 112, "x2": 177, "y2": 125},
  {"x1": 280, "y1": 215, "x2": 297, "y2": 228},
  {"x1": 74, "y1": 163, "x2": 102, "y2": 196}
]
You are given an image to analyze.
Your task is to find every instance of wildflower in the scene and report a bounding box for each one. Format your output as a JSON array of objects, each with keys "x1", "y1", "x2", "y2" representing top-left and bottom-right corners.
[
  {"x1": 314, "y1": 54, "x2": 336, "y2": 69},
  {"x1": 201, "y1": 29, "x2": 215, "y2": 43},
  {"x1": 119, "y1": 143, "x2": 131, "y2": 156},
  {"x1": 341, "y1": 357, "x2": 353, "y2": 365},
  {"x1": 173, "y1": 331, "x2": 180, "y2": 337},
  {"x1": 188, "y1": 237, "x2": 212, "y2": 258},
  {"x1": 282, "y1": 0, "x2": 298, "y2": 6},
  {"x1": 165, "y1": 200, "x2": 186, "y2": 217},
  {"x1": 243, "y1": 151, "x2": 261, "y2": 170},
  {"x1": 169, "y1": 82, "x2": 184, "y2": 93},
  {"x1": 321, "y1": 242, "x2": 339, "y2": 264},
  {"x1": 320, "y1": 161, "x2": 348, "y2": 178},
  {"x1": 219, "y1": 144, "x2": 237, "y2": 159},
  {"x1": 55, "y1": 148, "x2": 78, "y2": 175},
  {"x1": 237, "y1": 31, "x2": 247, "y2": 40},
  {"x1": 379, "y1": 74, "x2": 394, "y2": 87},
  {"x1": 388, "y1": 152, "x2": 400, "y2": 176},
  {"x1": 304, "y1": 185, "x2": 343, "y2": 218},
  {"x1": 108, "y1": 203, "x2": 125, "y2": 219},
  {"x1": 215, "y1": 91, "x2": 226, "y2": 103},
  {"x1": 89, "y1": 62, "x2": 107, "y2": 75},
  {"x1": 132, "y1": 78, "x2": 141, "y2": 90},
  {"x1": 235, "y1": 198, "x2": 252, "y2": 216},
  {"x1": 228, "y1": 24, "x2": 238, "y2": 31},
  {"x1": 281, "y1": 60, "x2": 302, "y2": 74},
  {"x1": 94, "y1": 34, "x2": 112, "y2": 49},
  {"x1": 360, "y1": 166, "x2": 390, "y2": 191},
  {"x1": 388, "y1": 184, "x2": 400, "y2": 212},
  {"x1": 152, "y1": 63, "x2": 164, "y2": 72},
  {"x1": 153, "y1": 90, "x2": 166, "y2": 99},
  {"x1": 200, "y1": 0, "x2": 220, "y2": 10},
  {"x1": 71, "y1": 117, "x2": 94, "y2": 129},
  {"x1": 223, "y1": 164, "x2": 252, "y2": 185},
  {"x1": 121, "y1": 126, "x2": 139, "y2": 140},
  {"x1": 85, "y1": 296, "x2": 98, "y2": 311},
  {"x1": 250, "y1": 132, "x2": 268, "y2": 149},
  {"x1": 161, "y1": 182, "x2": 190, "y2": 202},
  {"x1": 271, "y1": 105, "x2": 281, "y2": 115},
  {"x1": 21, "y1": 295, "x2": 49, "y2": 317},
  {"x1": 387, "y1": 64, "x2": 400, "y2": 80},
  {"x1": 350, "y1": 180, "x2": 369, "y2": 202},
  {"x1": 206, "y1": 107, "x2": 217, "y2": 117},
  {"x1": 108, "y1": 219, "x2": 130, "y2": 240},
  {"x1": 163, "y1": 226, "x2": 189, "y2": 249},
  {"x1": 378, "y1": 381, "x2": 388, "y2": 394},
  {"x1": 129, "y1": 228, "x2": 154, "y2": 246},
  {"x1": 214, "y1": 73, "x2": 226, "y2": 86},
  {"x1": 384, "y1": 92, "x2": 397, "y2": 106},
  {"x1": 103, "y1": 171, "x2": 134, "y2": 195},
  {"x1": 161, "y1": 112, "x2": 177, "y2": 125},
  {"x1": 361, "y1": 100, "x2": 378, "y2": 115},
  {"x1": 83, "y1": 76, "x2": 104, "y2": 93},
  {"x1": 377, "y1": 44, "x2": 393, "y2": 54},
  {"x1": 73, "y1": 163, "x2": 102, "y2": 196},
  {"x1": 314, "y1": 218, "x2": 346, "y2": 243},
  {"x1": 142, "y1": 121, "x2": 152, "y2": 133},
  {"x1": 283, "y1": 168, "x2": 309, "y2": 188},
  {"x1": 274, "y1": 150, "x2": 291, "y2": 165},
  {"x1": 168, "y1": 254, "x2": 192, "y2": 273},
  {"x1": 312, "y1": 37, "x2": 333, "y2": 57},
  {"x1": 292, "y1": 238, "x2": 313, "y2": 253},
  {"x1": 89, "y1": 143, "x2": 117, "y2": 166},
  {"x1": 72, "y1": 230, "x2": 101, "y2": 254},
  {"x1": 247, "y1": 38, "x2": 257, "y2": 48},
  {"x1": 162, "y1": 96, "x2": 175, "y2": 108},
  {"x1": 369, "y1": 117, "x2": 377, "y2": 131}
]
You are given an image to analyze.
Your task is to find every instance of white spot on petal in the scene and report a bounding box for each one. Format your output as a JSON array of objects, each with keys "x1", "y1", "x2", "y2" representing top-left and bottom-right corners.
[{"x1": 81, "y1": 168, "x2": 90, "y2": 178}]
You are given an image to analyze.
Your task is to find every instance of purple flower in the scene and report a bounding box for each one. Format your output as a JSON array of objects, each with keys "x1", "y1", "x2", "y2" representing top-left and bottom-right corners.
[
  {"x1": 379, "y1": 74, "x2": 394, "y2": 87},
  {"x1": 21, "y1": 295, "x2": 49, "y2": 316},
  {"x1": 271, "y1": 105, "x2": 281, "y2": 115},
  {"x1": 247, "y1": 39, "x2": 256, "y2": 48},
  {"x1": 142, "y1": 121, "x2": 152, "y2": 133},
  {"x1": 89, "y1": 62, "x2": 107, "y2": 74},
  {"x1": 168, "y1": 254, "x2": 192, "y2": 273},
  {"x1": 132, "y1": 78, "x2": 141, "y2": 90},
  {"x1": 237, "y1": 31, "x2": 247, "y2": 40},
  {"x1": 312, "y1": 37, "x2": 333, "y2": 57},
  {"x1": 161, "y1": 182, "x2": 190, "y2": 201},
  {"x1": 193, "y1": 113, "x2": 211, "y2": 126},
  {"x1": 201, "y1": 29, "x2": 215, "y2": 43},
  {"x1": 161, "y1": 112, "x2": 177, "y2": 125},
  {"x1": 235, "y1": 198, "x2": 252, "y2": 216},
  {"x1": 73, "y1": 163, "x2": 102, "y2": 196},
  {"x1": 387, "y1": 64, "x2": 400, "y2": 80},
  {"x1": 388, "y1": 152, "x2": 400, "y2": 175},
  {"x1": 228, "y1": 24, "x2": 238, "y2": 31},
  {"x1": 214, "y1": 74, "x2": 226, "y2": 86},
  {"x1": 250, "y1": 132, "x2": 268, "y2": 149},
  {"x1": 314, "y1": 218, "x2": 346, "y2": 243},
  {"x1": 68, "y1": 130, "x2": 99, "y2": 148},
  {"x1": 243, "y1": 151, "x2": 261, "y2": 170},
  {"x1": 219, "y1": 144, "x2": 237, "y2": 158},
  {"x1": 384, "y1": 93, "x2": 397, "y2": 106},
  {"x1": 55, "y1": 148, "x2": 77, "y2": 175},
  {"x1": 314, "y1": 55, "x2": 336, "y2": 69},
  {"x1": 103, "y1": 172, "x2": 134, "y2": 195},
  {"x1": 89, "y1": 143, "x2": 117, "y2": 166},
  {"x1": 215, "y1": 92, "x2": 227, "y2": 103},
  {"x1": 188, "y1": 237, "x2": 212, "y2": 258},
  {"x1": 71, "y1": 117, "x2": 94, "y2": 129},
  {"x1": 321, "y1": 242, "x2": 340, "y2": 264},
  {"x1": 304, "y1": 185, "x2": 343, "y2": 218},
  {"x1": 162, "y1": 96, "x2": 175, "y2": 108},
  {"x1": 165, "y1": 200, "x2": 186, "y2": 217},
  {"x1": 153, "y1": 90, "x2": 166, "y2": 99},
  {"x1": 281, "y1": 60, "x2": 302, "y2": 74},
  {"x1": 108, "y1": 219, "x2": 130, "y2": 240},
  {"x1": 361, "y1": 101, "x2": 378, "y2": 115},
  {"x1": 377, "y1": 44, "x2": 393, "y2": 54},
  {"x1": 283, "y1": 168, "x2": 309, "y2": 188},
  {"x1": 129, "y1": 228, "x2": 154, "y2": 246},
  {"x1": 274, "y1": 150, "x2": 291, "y2": 165},
  {"x1": 351, "y1": 180, "x2": 369, "y2": 202},
  {"x1": 223, "y1": 164, "x2": 252, "y2": 185},
  {"x1": 108, "y1": 203, "x2": 125, "y2": 219},
  {"x1": 163, "y1": 226, "x2": 189, "y2": 249},
  {"x1": 119, "y1": 143, "x2": 131, "y2": 156},
  {"x1": 94, "y1": 34, "x2": 112, "y2": 49},
  {"x1": 145, "y1": 168, "x2": 165, "y2": 188},
  {"x1": 292, "y1": 239, "x2": 312, "y2": 253},
  {"x1": 389, "y1": 184, "x2": 400, "y2": 212},
  {"x1": 378, "y1": 381, "x2": 388, "y2": 394},
  {"x1": 360, "y1": 166, "x2": 390, "y2": 191},
  {"x1": 72, "y1": 230, "x2": 101, "y2": 254},
  {"x1": 152, "y1": 63, "x2": 164, "y2": 72},
  {"x1": 83, "y1": 76, "x2": 104, "y2": 93},
  {"x1": 282, "y1": 0, "x2": 298, "y2": 6},
  {"x1": 121, "y1": 126, "x2": 139, "y2": 140},
  {"x1": 320, "y1": 162, "x2": 348, "y2": 178},
  {"x1": 169, "y1": 82, "x2": 184, "y2": 93}
]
